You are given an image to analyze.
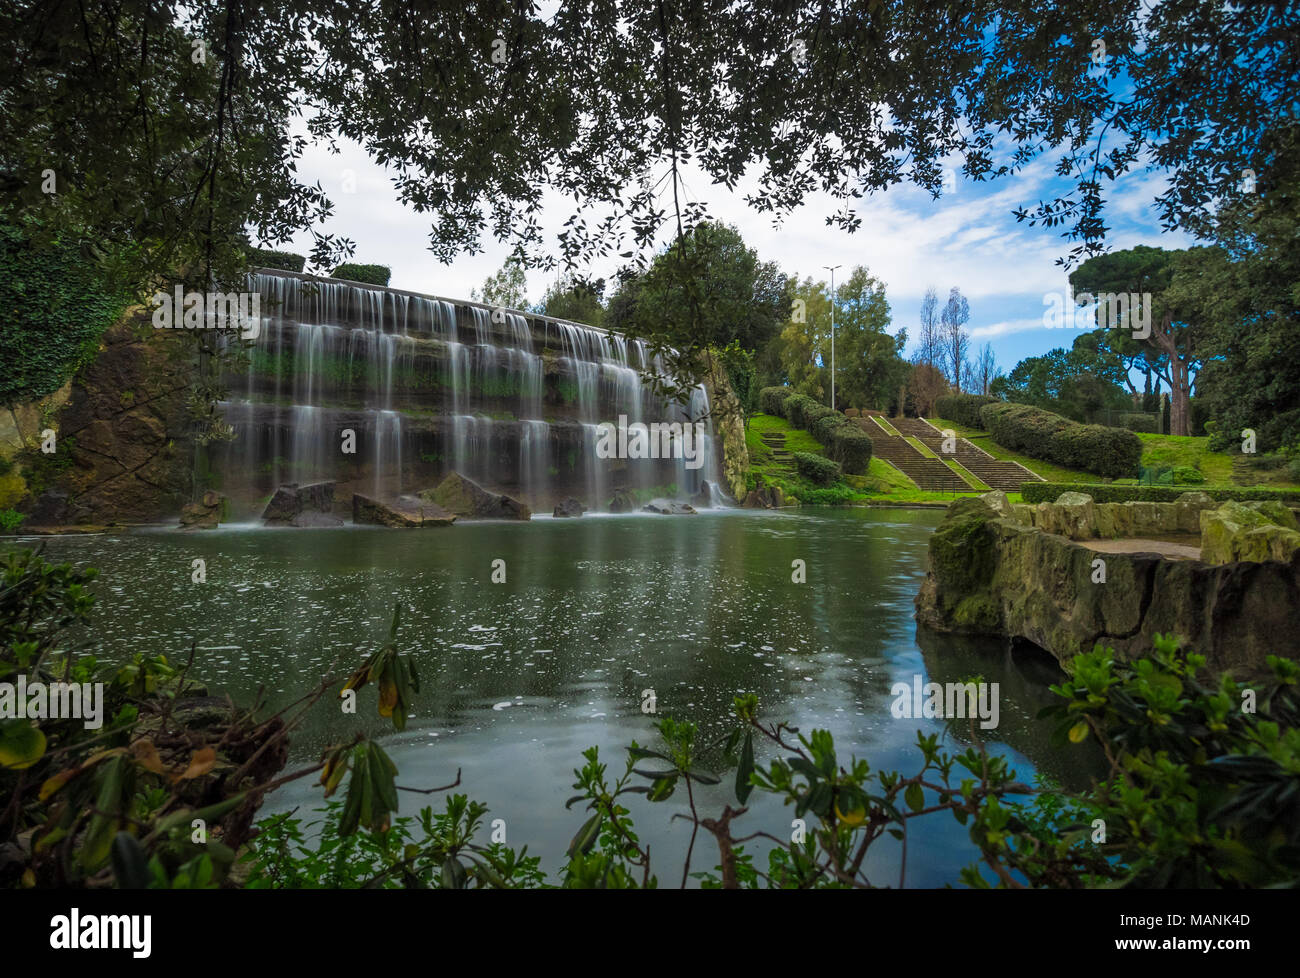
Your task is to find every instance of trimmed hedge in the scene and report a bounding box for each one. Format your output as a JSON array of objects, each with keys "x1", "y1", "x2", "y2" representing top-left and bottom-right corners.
[
  {"x1": 827, "y1": 424, "x2": 872, "y2": 474},
  {"x1": 804, "y1": 403, "x2": 838, "y2": 429},
  {"x1": 981, "y1": 401, "x2": 1141, "y2": 479},
  {"x1": 331, "y1": 263, "x2": 392, "y2": 287},
  {"x1": 794, "y1": 452, "x2": 842, "y2": 486},
  {"x1": 248, "y1": 248, "x2": 306, "y2": 272},
  {"x1": 784, "y1": 393, "x2": 820, "y2": 429},
  {"x1": 756, "y1": 388, "x2": 873, "y2": 476},
  {"x1": 759, "y1": 386, "x2": 790, "y2": 416},
  {"x1": 1020, "y1": 482, "x2": 1300, "y2": 505},
  {"x1": 811, "y1": 412, "x2": 848, "y2": 444},
  {"x1": 935, "y1": 393, "x2": 997, "y2": 430}
]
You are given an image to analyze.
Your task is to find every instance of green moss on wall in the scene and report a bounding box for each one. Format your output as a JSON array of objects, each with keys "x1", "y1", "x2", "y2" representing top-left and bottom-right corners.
[{"x1": 0, "y1": 222, "x2": 129, "y2": 404}]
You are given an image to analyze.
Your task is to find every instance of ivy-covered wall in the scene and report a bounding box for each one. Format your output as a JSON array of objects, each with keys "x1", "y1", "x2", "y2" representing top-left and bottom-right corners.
[{"x1": 0, "y1": 221, "x2": 129, "y2": 406}]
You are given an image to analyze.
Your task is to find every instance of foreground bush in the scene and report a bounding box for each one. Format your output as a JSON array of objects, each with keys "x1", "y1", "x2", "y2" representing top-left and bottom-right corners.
[
  {"x1": 935, "y1": 393, "x2": 997, "y2": 430},
  {"x1": 793, "y1": 451, "x2": 842, "y2": 486},
  {"x1": 981, "y1": 401, "x2": 1141, "y2": 479}
]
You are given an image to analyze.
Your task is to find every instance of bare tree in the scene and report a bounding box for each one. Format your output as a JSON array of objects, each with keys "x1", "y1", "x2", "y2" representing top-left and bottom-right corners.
[
  {"x1": 907, "y1": 359, "x2": 949, "y2": 417},
  {"x1": 941, "y1": 287, "x2": 970, "y2": 392},
  {"x1": 975, "y1": 342, "x2": 999, "y2": 395},
  {"x1": 918, "y1": 287, "x2": 942, "y2": 366}
]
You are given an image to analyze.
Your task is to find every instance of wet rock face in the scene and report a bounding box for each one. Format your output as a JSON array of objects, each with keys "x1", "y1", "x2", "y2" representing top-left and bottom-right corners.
[
  {"x1": 22, "y1": 318, "x2": 195, "y2": 525},
  {"x1": 915, "y1": 493, "x2": 1299, "y2": 679},
  {"x1": 553, "y1": 497, "x2": 585, "y2": 518},
  {"x1": 352, "y1": 493, "x2": 456, "y2": 527},
  {"x1": 425, "y1": 471, "x2": 531, "y2": 520},
  {"x1": 742, "y1": 484, "x2": 784, "y2": 509},
  {"x1": 691, "y1": 481, "x2": 715, "y2": 509},
  {"x1": 642, "y1": 498, "x2": 697, "y2": 515},
  {"x1": 262, "y1": 482, "x2": 343, "y2": 527}
]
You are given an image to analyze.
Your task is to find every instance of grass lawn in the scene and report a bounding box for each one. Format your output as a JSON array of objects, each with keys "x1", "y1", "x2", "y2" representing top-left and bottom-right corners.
[{"x1": 1136, "y1": 433, "x2": 1235, "y2": 485}]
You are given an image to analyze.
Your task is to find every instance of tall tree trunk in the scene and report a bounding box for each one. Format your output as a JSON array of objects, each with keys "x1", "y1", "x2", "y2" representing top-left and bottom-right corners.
[{"x1": 1151, "y1": 315, "x2": 1192, "y2": 437}]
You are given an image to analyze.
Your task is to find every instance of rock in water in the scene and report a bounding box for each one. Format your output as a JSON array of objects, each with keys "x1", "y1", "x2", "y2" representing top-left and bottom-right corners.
[
  {"x1": 352, "y1": 493, "x2": 456, "y2": 527},
  {"x1": 423, "y1": 472, "x2": 531, "y2": 520},
  {"x1": 553, "y1": 497, "x2": 585, "y2": 518},
  {"x1": 262, "y1": 482, "x2": 342, "y2": 526},
  {"x1": 642, "y1": 498, "x2": 697, "y2": 515},
  {"x1": 607, "y1": 490, "x2": 638, "y2": 513},
  {"x1": 180, "y1": 490, "x2": 226, "y2": 529}
]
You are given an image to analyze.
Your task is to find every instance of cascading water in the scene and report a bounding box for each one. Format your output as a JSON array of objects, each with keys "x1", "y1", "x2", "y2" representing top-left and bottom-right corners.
[{"x1": 214, "y1": 270, "x2": 725, "y2": 517}]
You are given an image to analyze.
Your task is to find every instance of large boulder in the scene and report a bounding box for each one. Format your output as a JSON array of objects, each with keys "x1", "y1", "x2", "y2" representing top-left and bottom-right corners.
[
  {"x1": 424, "y1": 472, "x2": 531, "y2": 520},
  {"x1": 352, "y1": 493, "x2": 456, "y2": 527},
  {"x1": 553, "y1": 497, "x2": 585, "y2": 518},
  {"x1": 642, "y1": 498, "x2": 697, "y2": 515},
  {"x1": 1172, "y1": 491, "x2": 1217, "y2": 533},
  {"x1": 263, "y1": 482, "x2": 343, "y2": 526},
  {"x1": 180, "y1": 490, "x2": 226, "y2": 529},
  {"x1": 1201, "y1": 501, "x2": 1300, "y2": 564}
]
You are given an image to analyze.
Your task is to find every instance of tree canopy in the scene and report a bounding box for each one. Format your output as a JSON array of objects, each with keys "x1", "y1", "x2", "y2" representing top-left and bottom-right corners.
[{"x1": 3, "y1": 0, "x2": 1295, "y2": 299}]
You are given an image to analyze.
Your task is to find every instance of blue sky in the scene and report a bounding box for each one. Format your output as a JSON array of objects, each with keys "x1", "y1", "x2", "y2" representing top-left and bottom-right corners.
[{"x1": 276, "y1": 128, "x2": 1193, "y2": 379}]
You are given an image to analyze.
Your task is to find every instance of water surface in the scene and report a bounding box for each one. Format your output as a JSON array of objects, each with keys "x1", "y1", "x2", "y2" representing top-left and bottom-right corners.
[{"x1": 16, "y1": 508, "x2": 1089, "y2": 886}]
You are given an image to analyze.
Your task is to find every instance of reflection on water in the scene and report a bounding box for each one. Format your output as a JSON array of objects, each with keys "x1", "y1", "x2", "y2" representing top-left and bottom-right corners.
[{"x1": 14, "y1": 508, "x2": 1098, "y2": 886}]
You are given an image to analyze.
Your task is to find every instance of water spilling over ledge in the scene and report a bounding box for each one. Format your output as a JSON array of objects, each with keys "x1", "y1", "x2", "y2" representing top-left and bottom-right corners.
[{"x1": 215, "y1": 270, "x2": 726, "y2": 518}]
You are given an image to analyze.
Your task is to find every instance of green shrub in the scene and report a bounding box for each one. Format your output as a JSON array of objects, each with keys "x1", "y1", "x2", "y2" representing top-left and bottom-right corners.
[
  {"x1": 247, "y1": 248, "x2": 306, "y2": 272},
  {"x1": 803, "y1": 404, "x2": 837, "y2": 429},
  {"x1": 793, "y1": 451, "x2": 841, "y2": 486},
  {"x1": 827, "y1": 424, "x2": 872, "y2": 475},
  {"x1": 759, "y1": 386, "x2": 790, "y2": 417},
  {"x1": 331, "y1": 263, "x2": 391, "y2": 287},
  {"x1": 1020, "y1": 482, "x2": 1300, "y2": 504},
  {"x1": 1171, "y1": 465, "x2": 1205, "y2": 484},
  {"x1": 981, "y1": 401, "x2": 1141, "y2": 479},
  {"x1": 784, "y1": 394, "x2": 820, "y2": 430},
  {"x1": 0, "y1": 509, "x2": 25, "y2": 532},
  {"x1": 811, "y1": 411, "x2": 848, "y2": 444},
  {"x1": 935, "y1": 393, "x2": 997, "y2": 429}
]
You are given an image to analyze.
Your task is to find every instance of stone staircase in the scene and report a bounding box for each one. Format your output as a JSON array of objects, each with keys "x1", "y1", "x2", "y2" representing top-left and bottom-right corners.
[
  {"x1": 760, "y1": 430, "x2": 795, "y2": 470},
  {"x1": 861, "y1": 417, "x2": 975, "y2": 492},
  {"x1": 891, "y1": 417, "x2": 1043, "y2": 491}
]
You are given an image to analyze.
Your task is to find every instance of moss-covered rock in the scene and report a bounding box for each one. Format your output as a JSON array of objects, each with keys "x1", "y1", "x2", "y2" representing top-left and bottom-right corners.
[
  {"x1": 1201, "y1": 500, "x2": 1300, "y2": 564},
  {"x1": 425, "y1": 471, "x2": 530, "y2": 520},
  {"x1": 916, "y1": 493, "x2": 1299, "y2": 678}
]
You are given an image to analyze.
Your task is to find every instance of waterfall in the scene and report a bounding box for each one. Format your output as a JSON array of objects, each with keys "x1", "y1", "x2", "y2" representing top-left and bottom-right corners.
[{"x1": 214, "y1": 270, "x2": 729, "y2": 517}]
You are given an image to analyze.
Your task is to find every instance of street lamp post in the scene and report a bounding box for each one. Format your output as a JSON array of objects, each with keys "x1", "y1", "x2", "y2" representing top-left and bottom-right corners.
[{"x1": 824, "y1": 264, "x2": 842, "y2": 411}]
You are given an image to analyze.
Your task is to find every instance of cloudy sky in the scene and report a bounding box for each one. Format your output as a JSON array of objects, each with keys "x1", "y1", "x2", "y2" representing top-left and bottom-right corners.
[{"x1": 274, "y1": 126, "x2": 1192, "y2": 377}]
